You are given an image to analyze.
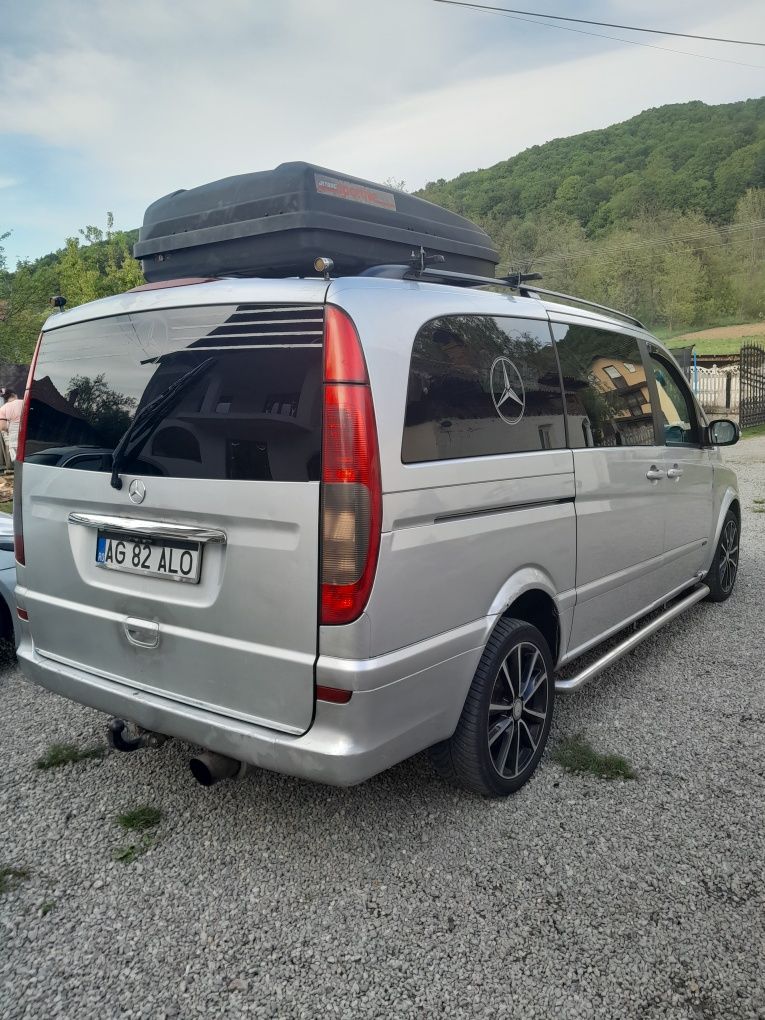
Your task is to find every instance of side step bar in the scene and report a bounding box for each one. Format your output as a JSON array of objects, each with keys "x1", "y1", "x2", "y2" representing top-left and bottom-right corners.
[{"x1": 555, "y1": 584, "x2": 709, "y2": 694}]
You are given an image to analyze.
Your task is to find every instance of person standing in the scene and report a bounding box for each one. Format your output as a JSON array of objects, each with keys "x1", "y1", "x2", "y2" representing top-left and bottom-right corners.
[{"x1": 0, "y1": 388, "x2": 24, "y2": 461}]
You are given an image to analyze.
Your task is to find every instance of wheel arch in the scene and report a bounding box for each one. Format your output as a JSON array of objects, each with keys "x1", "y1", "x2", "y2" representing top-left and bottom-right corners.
[
  {"x1": 487, "y1": 568, "x2": 564, "y2": 663},
  {"x1": 713, "y1": 487, "x2": 740, "y2": 552}
]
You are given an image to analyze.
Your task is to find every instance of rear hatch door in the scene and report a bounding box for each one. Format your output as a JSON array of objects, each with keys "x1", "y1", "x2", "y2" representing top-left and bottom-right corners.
[{"x1": 21, "y1": 288, "x2": 326, "y2": 734}]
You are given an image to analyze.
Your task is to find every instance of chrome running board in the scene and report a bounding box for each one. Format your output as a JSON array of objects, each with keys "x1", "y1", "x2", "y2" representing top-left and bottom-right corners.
[{"x1": 555, "y1": 584, "x2": 710, "y2": 694}]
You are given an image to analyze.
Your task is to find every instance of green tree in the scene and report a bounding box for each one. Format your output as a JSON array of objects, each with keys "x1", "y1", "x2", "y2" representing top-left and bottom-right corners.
[
  {"x1": 0, "y1": 215, "x2": 144, "y2": 365},
  {"x1": 659, "y1": 248, "x2": 704, "y2": 331}
]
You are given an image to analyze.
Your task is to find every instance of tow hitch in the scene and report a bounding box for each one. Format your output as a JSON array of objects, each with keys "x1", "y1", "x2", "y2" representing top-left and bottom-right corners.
[{"x1": 107, "y1": 718, "x2": 169, "y2": 753}]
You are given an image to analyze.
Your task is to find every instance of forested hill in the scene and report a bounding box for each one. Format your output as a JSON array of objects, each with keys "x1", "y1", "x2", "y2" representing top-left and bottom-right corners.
[
  {"x1": 416, "y1": 98, "x2": 765, "y2": 333},
  {"x1": 417, "y1": 98, "x2": 765, "y2": 232},
  {"x1": 2, "y1": 97, "x2": 765, "y2": 366}
]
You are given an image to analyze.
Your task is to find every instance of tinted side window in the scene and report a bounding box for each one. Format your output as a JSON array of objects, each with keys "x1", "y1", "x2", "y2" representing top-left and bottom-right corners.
[
  {"x1": 647, "y1": 349, "x2": 700, "y2": 446},
  {"x1": 553, "y1": 323, "x2": 656, "y2": 448},
  {"x1": 402, "y1": 315, "x2": 566, "y2": 463}
]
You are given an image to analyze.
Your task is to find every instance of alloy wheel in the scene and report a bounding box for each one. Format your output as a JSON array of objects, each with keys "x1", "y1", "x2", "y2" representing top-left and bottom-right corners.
[
  {"x1": 718, "y1": 518, "x2": 739, "y2": 595},
  {"x1": 487, "y1": 641, "x2": 549, "y2": 779}
]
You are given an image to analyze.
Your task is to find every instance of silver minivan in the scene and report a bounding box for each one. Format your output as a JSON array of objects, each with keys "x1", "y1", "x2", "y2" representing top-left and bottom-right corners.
[{"x1": 14, "y1": 272, "x2": 740, "y2": 796}]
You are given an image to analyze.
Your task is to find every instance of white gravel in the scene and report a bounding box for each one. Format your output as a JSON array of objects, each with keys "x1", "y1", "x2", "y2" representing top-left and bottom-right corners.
[{"x1": 2, "y1": 439, "x2": 765, "y2": 1020}]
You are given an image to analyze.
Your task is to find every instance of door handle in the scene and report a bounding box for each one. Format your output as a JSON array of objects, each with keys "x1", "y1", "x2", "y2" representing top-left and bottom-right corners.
[
  {"x1": 645, "y1": 466, "x2": 665, "y2": 481},
  {"x1": 666, "y1": 465, "x2": 684, "y2": 480},
  {"x1": 124, "y1": 618, "x2": 160, "y2": 648}
]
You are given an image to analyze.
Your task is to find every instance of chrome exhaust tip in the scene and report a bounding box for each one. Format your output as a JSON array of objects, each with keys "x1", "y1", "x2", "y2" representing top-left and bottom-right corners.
[{"x1": 189, "y1": 751, "x2": 245, "y2": 787}]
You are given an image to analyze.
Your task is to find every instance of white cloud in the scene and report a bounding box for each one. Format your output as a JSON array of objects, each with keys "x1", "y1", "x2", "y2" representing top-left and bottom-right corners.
[
  {"x1": 0, "y1": 177, "x2": 18, "y2": 189},
  {"x1": 315, "y1": 1, "x2": 765, "y2": 187},
  {"x1": 0, "y1": 0, "x2": 763, "y2": 258}
]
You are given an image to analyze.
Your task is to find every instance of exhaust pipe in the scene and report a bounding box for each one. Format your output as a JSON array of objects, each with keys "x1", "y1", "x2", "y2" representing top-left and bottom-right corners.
[{"x1": 189, "y1": 751, "x2": 245, "y2": 787}]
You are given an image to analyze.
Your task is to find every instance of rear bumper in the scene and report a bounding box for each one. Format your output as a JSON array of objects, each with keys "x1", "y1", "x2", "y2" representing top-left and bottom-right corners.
[{"x1": 17, "y1": 628, "x2": 485, "y2": 786}]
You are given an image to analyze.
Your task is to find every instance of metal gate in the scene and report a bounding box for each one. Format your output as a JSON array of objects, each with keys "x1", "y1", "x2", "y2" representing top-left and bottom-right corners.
[{"x1": 739, "y1": 342, "x2": 765, "y2": 428}]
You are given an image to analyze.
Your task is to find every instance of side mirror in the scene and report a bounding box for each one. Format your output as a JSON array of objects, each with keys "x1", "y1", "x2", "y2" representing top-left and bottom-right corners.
[{"x1": 708, "y1": 419, "x2": 740, "y2": 447}]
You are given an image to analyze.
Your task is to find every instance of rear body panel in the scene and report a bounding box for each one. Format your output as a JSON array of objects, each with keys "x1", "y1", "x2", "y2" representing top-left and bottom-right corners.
[
  {"x1": 20, "y1": 279, "x2": 328, "y2": 735},
  {"x1": 22, "y1": 468, "x2": 319, "y2": 732}
]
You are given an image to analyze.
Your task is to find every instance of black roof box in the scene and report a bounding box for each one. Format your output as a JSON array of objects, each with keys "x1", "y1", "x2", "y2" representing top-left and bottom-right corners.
[{"x1": 134, "y1": 162, "x2": 499, "y2": 283}]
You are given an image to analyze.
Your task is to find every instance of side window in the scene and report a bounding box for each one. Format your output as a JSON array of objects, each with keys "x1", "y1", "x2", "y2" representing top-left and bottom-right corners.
[
  {"x1": 402, "y1": 314, "x2": 566, "y2": 463},
  {"x1": 647, "y1": 349, "x2": 700, "y2": 446},
  {"x1": 553, "y1": 322, "x2": 656, "y2": 449}
]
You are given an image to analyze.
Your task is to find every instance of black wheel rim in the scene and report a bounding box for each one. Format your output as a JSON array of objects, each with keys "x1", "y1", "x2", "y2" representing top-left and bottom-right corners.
[
  {"x1": 487, "y1": 641, "x2": 549, "y2": 780},
  {"x1": 718, "y1": 518, "x2": 739, "y2": 594}
]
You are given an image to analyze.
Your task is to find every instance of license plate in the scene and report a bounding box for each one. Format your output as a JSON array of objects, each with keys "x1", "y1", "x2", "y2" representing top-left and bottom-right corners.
[{"x1": 95, "y1": 531, "x2": 202, "y2": 583}]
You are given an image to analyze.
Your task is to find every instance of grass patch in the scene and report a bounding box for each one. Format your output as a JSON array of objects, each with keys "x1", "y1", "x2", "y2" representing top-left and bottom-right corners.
[
  {"x1": 40, "y1": 900, "x2": 55, "y2": 916},
  {"x1": 666, "y1": 336, "x2": 751, "y2": 357},
  {"x1": 113, "y1": 836, "x2": 155, "y2": 864},
  {"x1": 117, "y1": 805, "x2": 162, "y2": 832},
  {"x1": 743, "y1": 424, "x2": 765, "y2": 440},
  {"x1": 35, "y1": 742, "x2": 106, "y2": 770},
  {"x1": 0, "y1": 500, "x2": 12, "y2": 515},
  {"x1": 0, "y1": 865, "x2": 30, "y2": 895},
  {"x1": 553, "y1": 734, "x2": 636, "y2": 781},
  {"x1": 113, "y1": 805, "x2": 162, "y2": 863}
]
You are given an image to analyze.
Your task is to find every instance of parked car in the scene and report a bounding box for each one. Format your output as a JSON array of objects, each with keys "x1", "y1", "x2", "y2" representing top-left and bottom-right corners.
[
  {"x1": 0, "y1": 511, "x2": 18, "y2": 653},
  {"x1": 12, "y1": 168, "x2": 741, "y2": 796},
  {"x1": 12, "y1": 274, "x2": 741, "y2": 796}
]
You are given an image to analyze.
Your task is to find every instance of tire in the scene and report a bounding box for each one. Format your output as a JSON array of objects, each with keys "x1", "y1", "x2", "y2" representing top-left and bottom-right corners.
[
  {"x1": 704, "y1": 508, "x2": 740, "y2": 603},
  {"x1": 430, "y1": 617, "x2": 555, "y2": 797}
]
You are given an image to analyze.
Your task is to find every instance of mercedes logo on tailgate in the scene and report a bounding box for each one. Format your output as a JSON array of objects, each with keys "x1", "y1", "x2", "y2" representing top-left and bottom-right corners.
[
  {"x1": 128, "y1": 479, "x2": 146, "y2": 505},
  {"x1": 490, "y1": 357, "x2": 526, "y2": 425}
]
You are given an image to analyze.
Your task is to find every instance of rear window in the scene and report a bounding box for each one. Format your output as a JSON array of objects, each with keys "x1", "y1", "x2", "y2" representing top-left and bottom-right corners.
[{"x1": 26, "y1": 304, "x2": 324, "y2": 482}]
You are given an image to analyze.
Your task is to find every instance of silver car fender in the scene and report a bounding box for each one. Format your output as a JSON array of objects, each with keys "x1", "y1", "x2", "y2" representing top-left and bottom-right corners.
[{"x1": 711, "y1": 484, "x2": 740, "y2": 554}]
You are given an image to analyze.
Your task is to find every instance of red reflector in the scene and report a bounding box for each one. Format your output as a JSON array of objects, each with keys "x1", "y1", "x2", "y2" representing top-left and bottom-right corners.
[
  {"x1": 17, "y1": 608, "x2": 29, "y2": 622},
  {"x1": 323, "y1": 306, "x2": 368, "y2": 383},
  {"x1": 13, "y1": 534, "x2": 25, "y2": 566},
  {"x1": 316, "y1": 685, "x2": 352, "y2": 704}
]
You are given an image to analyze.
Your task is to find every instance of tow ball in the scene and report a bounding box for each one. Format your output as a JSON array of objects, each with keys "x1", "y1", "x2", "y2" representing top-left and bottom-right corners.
[{"x1": 107, "y1": 718, "x2": 169, "y2": 753}]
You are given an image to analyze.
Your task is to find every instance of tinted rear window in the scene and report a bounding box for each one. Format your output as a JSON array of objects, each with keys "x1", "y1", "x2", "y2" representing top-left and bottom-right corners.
[
  {"x1": 402, "y1": 314, "x2": 566, "y2": 463},
  {"x1": 27, "y1": 304, "x2": 324, "y2": 481}
]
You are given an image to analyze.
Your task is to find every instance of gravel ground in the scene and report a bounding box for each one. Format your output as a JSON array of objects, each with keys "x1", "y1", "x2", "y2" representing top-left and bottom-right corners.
[{"x1": 2, "y1": 440, "x2": 764, "y2": 1020}]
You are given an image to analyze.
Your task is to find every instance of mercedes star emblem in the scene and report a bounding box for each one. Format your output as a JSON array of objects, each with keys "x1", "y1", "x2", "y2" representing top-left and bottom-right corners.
[
  {"x1": 128, "y1": 479, "x2": 146, "y2": 505},
  {"x1": 490, "y1": 357, "x2": 526, "y2": 425}
]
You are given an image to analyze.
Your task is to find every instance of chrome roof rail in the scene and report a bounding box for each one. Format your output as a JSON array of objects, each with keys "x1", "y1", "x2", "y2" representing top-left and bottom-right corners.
[{"x1": 359, "y1": 263, "x2": 645, "y2": 330}]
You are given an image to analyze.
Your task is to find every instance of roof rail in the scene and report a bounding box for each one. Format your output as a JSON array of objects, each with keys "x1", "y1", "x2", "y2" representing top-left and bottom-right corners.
[
  {"x1": 516, "y1": 285, "x2": 645, "y2": 330},
  {"x1": 358, "y1": 263, "x2": 645, "y2": 330}
]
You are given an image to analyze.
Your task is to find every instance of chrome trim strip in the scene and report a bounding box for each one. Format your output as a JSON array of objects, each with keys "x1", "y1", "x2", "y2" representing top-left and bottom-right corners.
[
  {"x1": 68, "y1": 512, "x2": 227, "y2": 545},
  {"x1": 434, "y1": 496, "x2": 574, "y2": 525},
  {"x1": 556, "y1": 584, "x2": 709, "y2": 693}
]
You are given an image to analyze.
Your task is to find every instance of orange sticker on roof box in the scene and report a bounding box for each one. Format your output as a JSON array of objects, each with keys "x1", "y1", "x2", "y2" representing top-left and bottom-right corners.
[{"x1": 315, "y1": 174, "x2": 397, "y2": 211}]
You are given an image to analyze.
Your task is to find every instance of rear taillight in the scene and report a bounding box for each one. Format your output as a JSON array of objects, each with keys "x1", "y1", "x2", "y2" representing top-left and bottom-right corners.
[
  {"x1": 320, "y1": 307, "x2": 381, "y2": 626},
  {"x1": 14, "y1": 332, "x2": 42, "y2": 565}
]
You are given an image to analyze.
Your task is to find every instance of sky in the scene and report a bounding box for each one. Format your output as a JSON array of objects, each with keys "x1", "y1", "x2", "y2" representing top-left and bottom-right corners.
[{"x1": 1, "y1": 0, "x2": 764, "y2": 267}]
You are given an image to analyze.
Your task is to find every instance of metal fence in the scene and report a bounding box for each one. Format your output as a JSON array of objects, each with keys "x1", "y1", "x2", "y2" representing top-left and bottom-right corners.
[{"x1": 740, "y1": 342, "x2": 765, "y2": 429}]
